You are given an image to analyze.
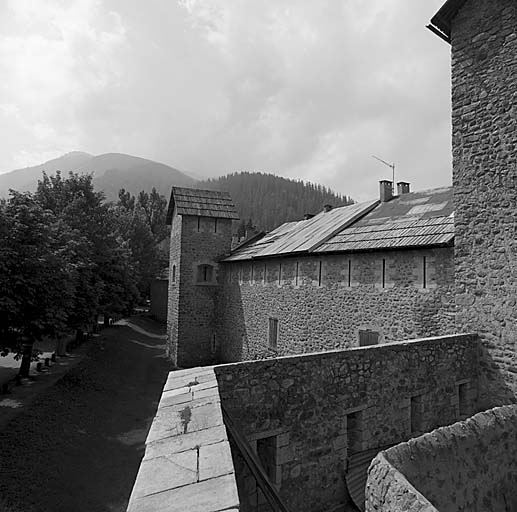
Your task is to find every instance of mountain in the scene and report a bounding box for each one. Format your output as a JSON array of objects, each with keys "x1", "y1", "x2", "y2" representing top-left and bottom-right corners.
[
  {"x1": 0, "y1": 152, "x2": 196, "y2": 200},
  {"x1": 200, "y1": 172, "x2": 353, "y2": 232}
]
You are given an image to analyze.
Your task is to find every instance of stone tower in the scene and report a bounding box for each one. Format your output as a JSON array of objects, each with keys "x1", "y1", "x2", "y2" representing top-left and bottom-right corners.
[
  {"x1": 166, "y1": 187, "x2": 239, "y2": 368},
  {"x1": 431, "y1": 0, "x2": 517, "y2": 406}
]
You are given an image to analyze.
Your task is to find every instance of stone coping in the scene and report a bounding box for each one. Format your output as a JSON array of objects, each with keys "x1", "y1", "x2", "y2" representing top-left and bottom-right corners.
[
  {"x1": 215, "y1": 333, "x2": 478, "y2": 369},
  {"x1": 127, "y1": 366, "x2": 240, "y2": 512}
]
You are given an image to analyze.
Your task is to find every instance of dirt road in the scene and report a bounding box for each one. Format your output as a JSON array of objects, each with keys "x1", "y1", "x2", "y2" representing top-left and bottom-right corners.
[{"x1": 0, "y1": 316, "x2": 173, "y2": 512}]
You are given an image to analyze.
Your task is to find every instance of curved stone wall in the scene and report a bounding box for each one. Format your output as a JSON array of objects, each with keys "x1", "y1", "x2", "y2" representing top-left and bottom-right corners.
[{"x1": 366, "y1": 405, "x2": 517, "y2": 511}]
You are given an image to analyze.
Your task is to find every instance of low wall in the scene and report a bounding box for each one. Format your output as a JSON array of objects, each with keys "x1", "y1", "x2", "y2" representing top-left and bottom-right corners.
[
  {"x1": 127, "y1": 367, "x2": 239, "y2": 512},
  {"x1": 366, "y1": 405, "x2": 517, "y2": 511},
  {"x1": 214, "y1": 334, "x2": 479, "y2": 512}
]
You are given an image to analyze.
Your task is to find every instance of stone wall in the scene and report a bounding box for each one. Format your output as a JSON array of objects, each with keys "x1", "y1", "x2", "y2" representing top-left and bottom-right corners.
[
  {"x1": 451, "y1": 0, "x2": 517, "y2": 405},
  {"x1": 217, "y1": 248, "x2": 455, "y2": 362},
  {"x1": 127, "y1": 367, "x2": 240, "y2": 512},
  {"x1": 366, "y1": 405, "x2": 517, "y2": 512},
  {"x1": 214, "y1": 334, "x2": 479, "y2": 512},
  {"x1": 167, "y1": 211, "x2": 233, "y2": 367}
]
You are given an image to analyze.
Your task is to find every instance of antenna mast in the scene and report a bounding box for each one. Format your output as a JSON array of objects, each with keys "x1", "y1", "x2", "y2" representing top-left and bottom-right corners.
[{"x1": 372, "y1": 155, "x2": 395, "y2": 193}]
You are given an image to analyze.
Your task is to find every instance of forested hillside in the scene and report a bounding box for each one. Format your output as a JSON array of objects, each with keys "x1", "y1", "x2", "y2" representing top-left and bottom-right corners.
[{"x1": 200, "y1": 172, "x2": 353, "y2": 232}]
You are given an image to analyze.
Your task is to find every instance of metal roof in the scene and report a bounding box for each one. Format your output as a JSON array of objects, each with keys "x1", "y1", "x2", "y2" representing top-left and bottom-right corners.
[
  {"x1": 166, "y1": 186, "x2": 239, "y2": 224},
  {"x1": 224, "y1": 200, "x2": 379, "y2": 261},
  {"x1": 429, "y1": 0, "x2": 469, "y2": 41},
  {"x1": 225, "y1": 186, "x2": 453, "y2": 261},
  {"x1": 317, "y1": 187, "x2": 453, "y2": 253}
]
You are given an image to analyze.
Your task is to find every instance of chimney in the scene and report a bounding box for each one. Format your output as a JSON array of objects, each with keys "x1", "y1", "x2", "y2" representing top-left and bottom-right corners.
[
  {"x1": 323, "y1": 204, "x2": 333, "y2": 212},
  {"x1": 397, "y1": 181, "x2": 410, "y2": 195},
  {"x1": 379, "y1": 180, "x2": 393, "y2": 202},
  {"x1": 304, "y1": 213, "x2": 315, "y2": 220}
]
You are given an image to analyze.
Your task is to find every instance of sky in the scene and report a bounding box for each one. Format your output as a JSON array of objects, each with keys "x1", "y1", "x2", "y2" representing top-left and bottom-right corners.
[{"x1": 0, "y1": 0, "x2": 451, "y2": 201}]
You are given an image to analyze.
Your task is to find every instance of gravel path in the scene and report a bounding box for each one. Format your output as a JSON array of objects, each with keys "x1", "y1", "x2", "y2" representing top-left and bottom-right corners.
[{"x1": 0, "y1": 317, "x2": 173, "y2": 512}]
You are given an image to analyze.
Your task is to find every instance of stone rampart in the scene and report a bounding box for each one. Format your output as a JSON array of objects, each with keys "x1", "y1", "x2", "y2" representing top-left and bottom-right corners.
[
  {"x1": 366, "y1": 405, "x2": 517, "y2": 511},
  {"x1": 218, "y1": 248, "x2": 455, "y2": 362},
  {"x1": 214, "y1": 334, "x2": 479, "y2": 512},
  {"x1": 127, "y1": 366, "x2": 240, "y2": 512}
]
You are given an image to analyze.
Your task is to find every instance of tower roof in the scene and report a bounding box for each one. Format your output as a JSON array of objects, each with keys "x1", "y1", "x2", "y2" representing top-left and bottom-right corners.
[
  {"x1": 429, "y1": 0, "x2": 469, "y2": 42},
  {"x1": 166, "y1": 186, "x2": 239, "y2": 224}
]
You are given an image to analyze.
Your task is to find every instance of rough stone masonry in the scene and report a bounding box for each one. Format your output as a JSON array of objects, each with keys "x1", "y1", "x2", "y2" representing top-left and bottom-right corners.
[{"x1": 451, "y1": 0, "x2": 517, "y2": 406}]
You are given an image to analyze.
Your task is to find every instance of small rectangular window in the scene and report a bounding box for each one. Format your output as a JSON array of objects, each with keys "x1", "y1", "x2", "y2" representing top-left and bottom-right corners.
[
  {"x1": 410, "y1": 395, "x2": 423, "y2": 433},
  {"x1": 458, "y1": 382, "x2": 469, "y2": 417},
  {"x1": 358, "y1": 329, "x2": 379, "y2": 346},
  {"x1": 263, "y1": 263, "x2": 267, "y2": 284},
  {"x1": 318, "y1": 260, "x2": 322, "y2": 286},
  {"x1": 197, "y1": 216, "x2": 201, "y2": 232},
  {"x1": 278, "y1": 263, "x2": 282, "y2": 285},
  {"x1": 214, "y1": 218, "x2": 218, "y2": 233},
  {"x1": 346, "y1": 410, "x2": 363, "y2": 454},
  {"x1": 251, "y1": 263, "x2": 254, "y2": 283},
  {"x1": 422, "y1": 256, "x2": 427, "y2": 289},
  {"x1": 348, "y1": 259, "x2": 352, "y2": 287},
  {"x1": 268, "y1": 318, "x2": 279, "y2": 349},
  {"x1": 382, "y1": 258, "x2": 386, "y2": 288},
  {"x1": 256, "y1": 435, "x2": 277, "y2": 482},
  {"x1": 295, "y1": 261, "x2": 299, "y2": 286},
  {"x1": 172, "y1": 264, "x2": 176, "y2": 282}
]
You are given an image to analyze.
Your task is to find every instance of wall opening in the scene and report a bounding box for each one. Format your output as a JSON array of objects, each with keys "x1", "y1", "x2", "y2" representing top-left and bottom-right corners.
[
  {"x1": 295, "y1": 261, "x2": 299, "y2": 286},
  {"x1": 358, "y1": 329, "x2": 379, "y2": 346},
  {"x1": 318, "y1": 260, "x2": 323, "y2": 286},
  {"x1": 172, "y1": 264, "x2": 176, "y2": 282},
  {"x1": 410, "y1": 394, "x2": 423, "y2": 433},
  {"x1": 422, "y1": 256, "x2": 427, "y2": 289},
  {"x1": 197, "y1": 216, "x2": 201, "y2": 232},
  {"x1": 346, "y1": 410, "x2": 363, "y2": 454},
  {"x1": 214, "y1": 217, "x2": 218, "y2": 233},
  {"x1": 211, "y1": 334, "x2": 217, "y2": 354},
  {"x1": 251, "y1": 263, "x2": 254, "y2": 283},
  {"x1": 268, "y1": 318, "x2": 279, "y2": 349},
  {"x1": 458, "y1": 382, "x2": 469, "y2": 417},
  {"x1": 278, "y1": 263, "x2": 282, "y2": 285},
  {"x1": 348, "y1": 259, "x2": 352, "y2": 287},
  {"x1": 382, "y1": 258, "x2": 386, "y2": 288},
  {"x1": 263, "y1": 263, "x2": 267, "y2": 284},
  {"x1": 196, "y1": 264, "x2": 214, "y2": 283},
  {"x1": 256, "y1": 435, "x2": 278, "y2": 483}
]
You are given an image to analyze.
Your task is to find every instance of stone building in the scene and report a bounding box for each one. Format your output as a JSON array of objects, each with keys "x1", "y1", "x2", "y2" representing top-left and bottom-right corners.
[
  {"x1": 128, "y1": 0, "x2": 517, "y2": 511},
  {"x1": 166, "y1": 182, "x2": 456, "y2": 367}
]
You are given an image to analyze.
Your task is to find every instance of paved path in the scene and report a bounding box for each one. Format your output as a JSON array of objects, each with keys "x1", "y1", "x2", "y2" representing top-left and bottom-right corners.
[{"x1": 0, "y1": 316, "x2": 172, "y2": 512}]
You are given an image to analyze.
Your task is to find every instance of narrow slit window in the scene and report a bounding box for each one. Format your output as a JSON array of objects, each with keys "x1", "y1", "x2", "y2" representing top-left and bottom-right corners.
[
  {"x1": 211, "y1": 334, "x2": 217, "y2": 353},
  {"x1": 278, "y1": 263, "x2": 282, "y2": 285},
  {"x1": 196, "y1": 264, "x2": 214, "y2": 283},
  {"x1": 264, "y1": 263, "x2": 267, "y2": 284},
  {"x1": 422, "y1": 256, "x2": 427, "y2": 288},
  {"x1": 268, "y1": 318, "x2": 279, "y2": 349},
  {"x1": 256, "y1": 435, "x2": 277, "y2": 483},
  {"x1": 197, "y1": 216, "x2": 201, "y2": 232},
  {"x1": 346, "y1": 410, "x2": 363, "y2": 454},
  {"x1": 295, "y1": 261, "x2": 299, "y2": 286},
  {"x1": 172, "y1": 264, "x2": 176, "y2": 282},
  {"x1": 318, "y1": 261, "x2": 323, "y2": 286},
  {"x1": 382, "y1": 258, "x2": 386, "y2": 288},
  {"x1": 458, "y1": 382, "x2": 469, "y2": 417},
  {"x1": 348, "y1": 259, "x2": 352, "y2": 287},
  {"x1": 214, "y1": 218, "x2": 218, "y2": 233},
  {"x1": 251, "y1": 263, "x2": 254, "y2": 283},
  {"x1": 410, "y1": 395, "x2": 423, "y2": 433}
]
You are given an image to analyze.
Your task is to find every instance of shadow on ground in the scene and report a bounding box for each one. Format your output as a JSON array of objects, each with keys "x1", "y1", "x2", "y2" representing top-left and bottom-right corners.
[{"x1": 0, "y1": 316, "x2": 172, "y2": 512}]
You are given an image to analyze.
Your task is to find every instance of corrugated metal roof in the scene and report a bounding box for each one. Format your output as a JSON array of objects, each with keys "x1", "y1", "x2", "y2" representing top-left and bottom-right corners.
[
  {"x1": 224, "y1": 200, "x2": 379, "y2": 261},
  {"x1": 225, "y1": 186, "x2": 454, "y2": 261},
  {"x1": 346, "y1": 445, "x2": 395, "y2": 512},
  {"x1": 316, "y1": 186, "x2": 453, "y2": 253},
  {"x1": 166, "y1": 186, "x2": 239, "y2": 224}
]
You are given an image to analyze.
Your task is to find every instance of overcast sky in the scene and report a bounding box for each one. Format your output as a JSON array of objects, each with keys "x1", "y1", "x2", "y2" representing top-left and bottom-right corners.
[{"x1": 0, "y1": 0, "x2": 450, "y2": 200}]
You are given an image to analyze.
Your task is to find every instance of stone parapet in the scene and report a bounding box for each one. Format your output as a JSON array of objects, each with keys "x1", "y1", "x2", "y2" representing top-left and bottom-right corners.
[
  {"x1": 366, "y1": 405, "x2": 517, "y2": 511},
  {"x1": 127, "y1": 366, "x2": 240, "y2": 512}
]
